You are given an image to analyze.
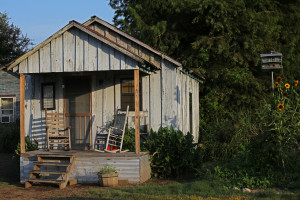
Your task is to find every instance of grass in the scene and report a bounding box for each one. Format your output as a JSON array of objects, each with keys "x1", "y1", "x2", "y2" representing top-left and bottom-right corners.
[{"x1": 86, "y1": 178, "x2": 300, "y2": 200}]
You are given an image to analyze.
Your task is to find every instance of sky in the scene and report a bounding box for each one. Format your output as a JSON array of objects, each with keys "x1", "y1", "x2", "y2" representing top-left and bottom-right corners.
[{"x1": 0, "y1": 0, "x2": 115, "y2": 47}]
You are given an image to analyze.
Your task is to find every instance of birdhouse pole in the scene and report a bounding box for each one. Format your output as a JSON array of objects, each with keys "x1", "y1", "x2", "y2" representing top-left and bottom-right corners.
[{"x1": 260, "y1": 52, "x2": 283, "y2": 95}]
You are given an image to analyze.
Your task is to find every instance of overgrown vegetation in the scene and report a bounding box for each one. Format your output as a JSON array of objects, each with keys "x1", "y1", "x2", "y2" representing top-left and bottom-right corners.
[
  {"x1": 215, "y1": 78, "x2": 300, "y2": 189},
  {"x1": 0, "y1": 122, "x2": 20, "y2": 153}
]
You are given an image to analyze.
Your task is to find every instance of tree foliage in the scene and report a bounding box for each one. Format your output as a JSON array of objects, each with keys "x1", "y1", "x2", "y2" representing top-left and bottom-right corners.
[{"x1": 0, "y1": 12, "x2": 32, "y2": 66}]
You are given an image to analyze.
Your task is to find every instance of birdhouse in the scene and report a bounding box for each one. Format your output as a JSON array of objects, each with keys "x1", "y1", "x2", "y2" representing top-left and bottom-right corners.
[{"x1": 260, "y1": 53, "x2": 283, "y2": 70}]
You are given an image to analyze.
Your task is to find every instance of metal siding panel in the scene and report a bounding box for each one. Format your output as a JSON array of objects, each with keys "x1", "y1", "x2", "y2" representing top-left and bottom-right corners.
[
  {"x1": 63, "y1": 31, "x2": 75, "y2": 72},
  {"x1": 40, "y1": 43, "x2": 51, "y2": 72}
]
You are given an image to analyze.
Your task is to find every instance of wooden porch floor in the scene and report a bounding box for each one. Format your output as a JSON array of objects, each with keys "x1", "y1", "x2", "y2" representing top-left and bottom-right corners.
[{"x1": 21, "y1": 149, "x2": 149, "y2": 158}]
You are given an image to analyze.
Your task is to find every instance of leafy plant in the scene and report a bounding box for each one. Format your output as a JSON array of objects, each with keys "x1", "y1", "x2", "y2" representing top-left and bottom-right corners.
[
  {"x1": 143, "y1": 126, "x2": 201, "y2": 179},
  {"x1": 98, "y1": 164, "x2": 117, "y2": 175},
  {"x1": 14, "y1": 136, "x2": 38, "y2": 157}
]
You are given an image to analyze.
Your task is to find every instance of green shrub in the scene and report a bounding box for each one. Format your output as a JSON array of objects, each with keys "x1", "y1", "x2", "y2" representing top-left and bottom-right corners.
[
  {"x1": 122, "y1": 125, "x2": 136, "y2": 152},
  {"x1": 0, "y1": 122, "x2": 20, "y2": 153},
  {"x1": 143, "y1": 126, "x2": 201, "y2": 179}
]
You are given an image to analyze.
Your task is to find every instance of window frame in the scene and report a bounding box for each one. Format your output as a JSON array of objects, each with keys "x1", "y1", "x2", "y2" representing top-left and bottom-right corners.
[
  {"x1": 0, "y1": 96, "x2": 16, "y2": 123},
  {"x1": 120, "y1": 78, "x2": 142, "y2": 111},
  {"x1": 41, "y1": 83, "x2": 56, "y2": 110}
]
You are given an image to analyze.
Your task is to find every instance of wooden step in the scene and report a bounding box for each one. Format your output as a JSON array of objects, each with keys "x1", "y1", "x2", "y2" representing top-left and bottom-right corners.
[
  {"x1": 33, "y1": 162, "x2": 70, "y2": 166},
  {"x1": 48, "y1": 142, "x2": 70, "y2": 144},
  {"x1": 28, "y1": 178, "x2": 64, "y2": 184},
  {"x1": 37, "y1": 154, "x2": 73, "y2": 158},
  {"x1": 48, "y1": 135, "x2": 70, "y2": 138},
  {"x1": 30, "y1": 170, "x2": 68, "y2": 175}
]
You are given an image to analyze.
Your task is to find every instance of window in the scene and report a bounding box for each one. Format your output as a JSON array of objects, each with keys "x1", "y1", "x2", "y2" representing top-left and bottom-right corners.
[
  {"x1": 42, "y1": 83, "x2": 55, "y2": 110},
  {"x1": 0, "y1": 97, "x2": 15, "y2": 123},
  {"x1": 121, "y1": 79, "x2": 142, "y2": 111}
]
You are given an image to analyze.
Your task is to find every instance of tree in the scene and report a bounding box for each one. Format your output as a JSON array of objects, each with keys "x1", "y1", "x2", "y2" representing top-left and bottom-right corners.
[{"x1": 0, "y1": 12, "x2": 32, "y2": 66}]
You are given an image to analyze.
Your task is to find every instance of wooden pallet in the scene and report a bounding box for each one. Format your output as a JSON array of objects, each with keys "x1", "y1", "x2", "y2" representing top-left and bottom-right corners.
[{"x1": 25, "y1": 154, "x2": 76, "y2": 189}]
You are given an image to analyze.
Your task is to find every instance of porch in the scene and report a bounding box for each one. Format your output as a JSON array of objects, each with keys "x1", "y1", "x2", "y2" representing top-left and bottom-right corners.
[{"x1": 20, "y1": 150, "x2": 151, "y2": 185}]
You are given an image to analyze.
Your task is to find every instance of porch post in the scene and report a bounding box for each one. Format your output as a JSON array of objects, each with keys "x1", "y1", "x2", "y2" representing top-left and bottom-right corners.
[
  {"x1": 134, "y1": 69, "x2": 140, "y2": 154},
  {"x1": 20, "y1": 74, "x2": 25, "y2": 154}
]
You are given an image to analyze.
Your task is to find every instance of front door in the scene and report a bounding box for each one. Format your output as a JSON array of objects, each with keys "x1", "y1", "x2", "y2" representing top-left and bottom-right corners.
[{"x1": 64, "y1": 77, "x2": 91, "y2": 150}]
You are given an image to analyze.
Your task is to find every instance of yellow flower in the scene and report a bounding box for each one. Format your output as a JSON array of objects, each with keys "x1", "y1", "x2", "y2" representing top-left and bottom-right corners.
[
  {"x1": 274, "y1": 82, "x2": 279, "y2": 88},
  {"x1": 285, "y1": 83, "x2": 290, "y2": 88},
  {"x1": 295, "y1": 80, "x2": 299, "y2": 86},
  {"x1": 277, "y1": 104, "x2": 284, "y2": 111},
  {"x1": 276, "y1": 76, "x2": 282, "y2": 82}
]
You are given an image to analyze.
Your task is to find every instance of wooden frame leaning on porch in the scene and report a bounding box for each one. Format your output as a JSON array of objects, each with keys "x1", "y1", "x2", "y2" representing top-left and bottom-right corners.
[
  {"x1": 96, "y1": 105, "x2": 129, "y2": 153},
  {"x1": 45, "y1": 109, "x2": 71, "y2": 151}
]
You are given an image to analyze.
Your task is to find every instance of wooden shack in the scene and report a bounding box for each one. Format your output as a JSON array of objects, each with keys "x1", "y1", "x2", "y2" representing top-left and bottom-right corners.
[{"x1": 7, "y1": 16, "x2": 205, "y2": 187}]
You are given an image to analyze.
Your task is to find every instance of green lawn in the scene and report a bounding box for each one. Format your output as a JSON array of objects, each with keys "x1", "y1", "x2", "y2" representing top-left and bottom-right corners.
[{"x1": 86, "y1": 179, "x2": 299, "y2": 200}]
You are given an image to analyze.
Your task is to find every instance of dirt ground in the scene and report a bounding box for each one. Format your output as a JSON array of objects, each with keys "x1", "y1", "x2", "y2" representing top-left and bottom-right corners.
[{"x1": 0, "y1": 154, "x2": 100, "y2": 200}]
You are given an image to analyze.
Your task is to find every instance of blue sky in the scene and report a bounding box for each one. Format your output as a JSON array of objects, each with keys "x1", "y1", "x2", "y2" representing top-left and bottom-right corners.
[{"x1": 0, "y1": 0, "x2": 115, "y2": 47}]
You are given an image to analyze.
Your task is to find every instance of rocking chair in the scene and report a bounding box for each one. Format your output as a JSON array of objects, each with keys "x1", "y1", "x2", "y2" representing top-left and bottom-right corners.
[
  {"x1": 96, "y1": 106, "x2": 129, "y2": 153},
  {"x1": 45, "y1": 109, "x2": 71, "y2": 151}
]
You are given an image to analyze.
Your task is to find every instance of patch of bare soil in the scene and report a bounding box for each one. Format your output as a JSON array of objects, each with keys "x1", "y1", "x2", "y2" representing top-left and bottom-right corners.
[{"x1": 0, "y1": 154, "x2": 102, "y2": 200}]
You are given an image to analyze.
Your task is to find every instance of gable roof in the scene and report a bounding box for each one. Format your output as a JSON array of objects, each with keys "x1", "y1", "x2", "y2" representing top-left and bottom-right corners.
[
  {"x1": 7, "y1": 16, "x2": 205, "y2": 82},
  {"x1": 7, "y1": 20, "x2": 151, "y2": 71}
]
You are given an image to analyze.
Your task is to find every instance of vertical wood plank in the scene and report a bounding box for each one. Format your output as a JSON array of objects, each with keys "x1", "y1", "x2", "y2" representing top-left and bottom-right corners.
[
  {"x1": 134, "y1": 69, "x2": 140, "y2": 154},
  {"x1": 63, "y1": 31, "x2": 75, "y2": 72},
  {"x1": 75, "y1": 29, "x2": 84, "y2": 71},
  {"x1": 20, "y1": 74, "x2": 25, "y2": 154},
  {"x1": 51, "y1": 36, "x2": 63, "y2": 72},
  {"x1": 40, "y1": 43, "x2": 51, "y2": 72},
  {"x1": 88, "y1": 36, "x2": 98, "y2": 71}
]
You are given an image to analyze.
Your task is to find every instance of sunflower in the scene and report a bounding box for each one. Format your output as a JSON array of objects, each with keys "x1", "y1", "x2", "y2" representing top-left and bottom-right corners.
[
  {"x1": 296, "y1": 80, "x2": 299, "y2": 86},
  {"x1": 276, "y1": 76, "x2": 282, "y2": 82},
  {"x1": 274, "y1": 82, "x2": 279, "y2": 88},
  {"x1": 277, "y1": 104, "x2": 284, "y2": 111},
  {"x1": 285, "y1": 83, "x2": 290, "y2": 88}
]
